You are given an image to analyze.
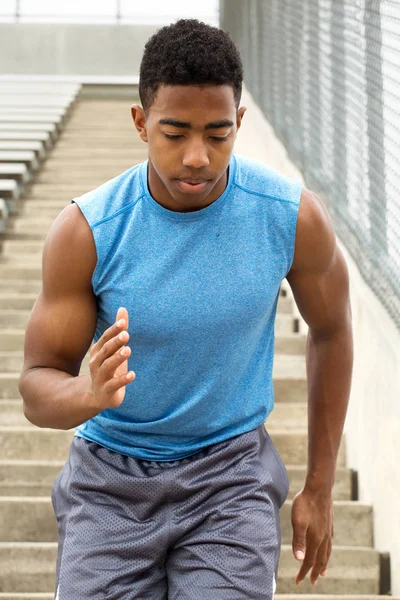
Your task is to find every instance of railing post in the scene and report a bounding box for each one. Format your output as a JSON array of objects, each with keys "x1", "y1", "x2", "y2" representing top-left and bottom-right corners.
[
  {"x1": 15, "y1": 0, "x2": 20, "y2": 22},
  {"x1": 116, "y1": 0, "x2": 121, "y2": 23}
]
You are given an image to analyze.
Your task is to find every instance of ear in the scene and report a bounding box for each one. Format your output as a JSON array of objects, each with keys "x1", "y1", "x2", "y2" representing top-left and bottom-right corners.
[
  {"x1": 131, "y1": 104, "x2": 148, "y2": 143},
  {"x1": 236, "y1": 106, "x2": 247, "y2": 133}
]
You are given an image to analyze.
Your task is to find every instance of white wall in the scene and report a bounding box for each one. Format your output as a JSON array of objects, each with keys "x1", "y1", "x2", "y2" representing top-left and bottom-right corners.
[
  {"x1": 0, "y1": 24, "x2": 157, "y2": 76},
  {"x1": 235, "y1": 86, "x2": 400, "y2": 595}
]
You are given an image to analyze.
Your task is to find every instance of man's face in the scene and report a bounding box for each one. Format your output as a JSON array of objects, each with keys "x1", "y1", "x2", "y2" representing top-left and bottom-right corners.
[{"x1": 131, "y1": 84, "x2": 246, "y2": 212}]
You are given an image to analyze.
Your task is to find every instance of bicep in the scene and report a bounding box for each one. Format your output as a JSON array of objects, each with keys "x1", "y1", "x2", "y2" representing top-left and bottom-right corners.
[
  {"x1": 21, "y1": 203, "x2": 98, "y2": 378},
  {"x1": 286, "y1": 189, "x2": 351, "y2": 335},
  {"x1": 287, "y1": 245, "x2": 351, "y2": 335}
]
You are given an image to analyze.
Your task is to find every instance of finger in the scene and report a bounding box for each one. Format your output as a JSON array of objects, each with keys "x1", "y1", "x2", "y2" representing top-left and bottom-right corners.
[
  {"x1": 295, "y1": 536, "x2": 318, "y2": 585},
  {"x1": 91, "y1": 307, "x2": 128, "y2": 354},
  {"x1": 90, "y1": 328, "x2": 130, "y2": 372},
  {"x1": 117, "y1": 306, "x2": 129, "y2": 331},
  {"x1": 321, "y1": 536, "x2": 332, "y2": 576},
  {"x1": 296, "y1": 554, "x2": 316, "y2": 585},
  {"x1": 309, "y1": 536, "x2": 329, "y2": 585},
  {"x1": 104, "y1": 369, "x2": 136, "y2": 394},
  {"x1": 292, "y1": 519, "x2": 308, "y2": 562},
  {"x1": 96, "y1": 335, "x2": 133, "y2": 381},
  {"x1": 104, "y1": 344, "x2": 133, "y2": 378}
]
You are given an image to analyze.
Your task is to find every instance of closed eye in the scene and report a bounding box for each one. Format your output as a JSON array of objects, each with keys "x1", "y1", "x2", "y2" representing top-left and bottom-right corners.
[
  {"x1": 163, "y1": 133, "x2": 229, "y2": 142},
  {"x1": 163, "y1": 133, "x2": 183, "y2": 140}
]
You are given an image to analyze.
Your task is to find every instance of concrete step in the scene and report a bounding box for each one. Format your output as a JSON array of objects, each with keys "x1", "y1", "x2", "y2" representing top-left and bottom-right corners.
[
  {"x1": 0, "y1": 458, "x2": 353, "y2": 500},
  {"x1": 0, "y1": 496, "x2": 372, "y2": 547},
  {"x1": 48, "y1": 148, "x2": 145, "y2": 159},
  {"x1": 0, "y1": 294, "x2": 39, "y2": 310},
  {"x1": 0, "y1": 267, "x2": 42, "y2": 281},
  {"x1": 5, "y1": 218, "x2": 54, "y2": 234},
  {"x1": 0, "y1": 595, "x2": 54, "y2": 599},
  {"x1": 0, "y1": 460, "x2": 65, "y2": 497},
  {"x1": 0, "y1": 141, "x2": 46, "y2": 160},
  {"x1": 276, "y1": 547, "x2": 382, "y2": 594},
  {"x1": 0, "y1": 543, "x2": 56, "y2": 593},
  {"x1": 3, "y1": 225, "x2": 52, "y2": 236},
  {"x1": 0, "y1": 426, "x2": 346, "y2": 466},
  {"x1": 0, "y1": 427, "x2": 74, "y2": 460},
  {"x1": 21, "y1": 184, "x2": 95, "y2": 200},
  {"x1": 275, "y1": 333, "x2": 306, "y2": 355},
  {"x1": 0, "y1": 280, "x2": 42, "y2": 294},
  {"x1": 284, "y1": 465, "x2": 353, "y2": 501},
  {"x1": 0, "y1": 241, "x2": 45, "y2": 254},
  {"x1": 1, "y1": 231, "x2": 47, "y2": 241},
  {"x1": 43, "y1": 155, "x2": 143, "y2": 167},
  {"x1": 18, "y1": 204, "x2": 67, "y2": 217},
  {"x1": 53, "y1": 138, "x2": 142, "y2": 147},
  {"x1": 40, "y1": 159, "x2": 140, "y2": 170},
  {"x1": 0, "y1": 543, "x2": 384, "y2": 594},
  {"x1": 34, "y1": 173, "x2": 129, "y2": 185}
]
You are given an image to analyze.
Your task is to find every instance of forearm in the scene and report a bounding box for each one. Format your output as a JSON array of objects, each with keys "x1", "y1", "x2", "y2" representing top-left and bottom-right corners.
[
  {"x1": 19, "y1": 368, "x2": 100, "y2": 430},
  {"x1": 304, "y1": 322, "x2": 353, "y2": 492}
]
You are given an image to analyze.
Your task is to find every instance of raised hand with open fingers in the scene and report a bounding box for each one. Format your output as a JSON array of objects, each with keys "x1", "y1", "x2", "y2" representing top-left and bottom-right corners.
[{"x1": 88, "y1": 306, "x2": 136, "y2": 411}]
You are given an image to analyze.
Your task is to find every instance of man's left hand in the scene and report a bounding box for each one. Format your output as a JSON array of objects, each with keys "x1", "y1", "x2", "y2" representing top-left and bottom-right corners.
[{"x1": 291, "y1": 486, "x2": 334, "y2": 585}]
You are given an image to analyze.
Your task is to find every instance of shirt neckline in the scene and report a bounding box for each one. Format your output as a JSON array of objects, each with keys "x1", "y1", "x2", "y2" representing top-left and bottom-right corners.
[{"x1": 140, "y1": 154, "x2": 236, "y2": 221}]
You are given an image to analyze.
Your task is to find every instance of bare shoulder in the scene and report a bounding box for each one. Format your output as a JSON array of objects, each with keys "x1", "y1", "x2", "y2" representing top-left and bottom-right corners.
[
  {"x1": 286, "y1": 187, "x2": 351, "y2": 333},
  {"x1": 20, "y1": 202, "x2": 98, "y2": 378},
  {"x1": 42, "y1": 201, "x2": 97, "y2": 295},
  {"x1": 289, "y1": 187, "x2": 337, "y2": 274}
]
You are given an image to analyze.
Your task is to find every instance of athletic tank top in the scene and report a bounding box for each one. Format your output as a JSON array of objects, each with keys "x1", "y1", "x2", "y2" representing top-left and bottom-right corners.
[{"x1": 71, "y1": 153, "x2": 302, "y2": 461}]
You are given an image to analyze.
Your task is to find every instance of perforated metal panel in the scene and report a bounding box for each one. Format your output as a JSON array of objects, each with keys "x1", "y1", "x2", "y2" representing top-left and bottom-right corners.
[{"x1": 221, "y1": 0, "x2": 400, "y2": 327}]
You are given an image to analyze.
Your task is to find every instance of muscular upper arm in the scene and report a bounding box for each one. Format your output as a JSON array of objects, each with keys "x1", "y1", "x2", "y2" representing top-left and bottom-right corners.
[
  {"x1": 286, "y1": 188, "x2": 351, "y2": 336},
  {"x1": 19, "y1": 202, "x2": 98, "y2": 382}
]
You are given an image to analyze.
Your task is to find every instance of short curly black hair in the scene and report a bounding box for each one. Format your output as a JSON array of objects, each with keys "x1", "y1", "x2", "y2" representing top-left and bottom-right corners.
[{"x1": 139, "y1": 19, "x2": 243, "y2": 112}]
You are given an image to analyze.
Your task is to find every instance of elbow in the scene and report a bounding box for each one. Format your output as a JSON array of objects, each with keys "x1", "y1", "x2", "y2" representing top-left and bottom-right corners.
[
  {"x1": 18, "y1": 370, "x2": 43, "y2": 428},
  {"x1": 309, "y1": 315, "x2": 353, "y2": 344}
]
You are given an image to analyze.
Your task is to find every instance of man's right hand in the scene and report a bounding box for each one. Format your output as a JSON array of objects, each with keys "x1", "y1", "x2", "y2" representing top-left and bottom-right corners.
[{"x1": 88, "y1": 307, "x2": 136, "y2": 410}]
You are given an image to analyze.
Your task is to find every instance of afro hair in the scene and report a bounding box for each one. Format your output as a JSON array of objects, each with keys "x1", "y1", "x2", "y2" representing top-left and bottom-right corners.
[{"x1": 139, "y1": 19, "x2": 243, "y2": 111}]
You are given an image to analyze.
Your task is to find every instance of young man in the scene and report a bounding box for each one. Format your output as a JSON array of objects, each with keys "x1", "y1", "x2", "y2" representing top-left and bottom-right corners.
[{"x1": 19, "y1": 19, "x2": 353, "y2": 600}]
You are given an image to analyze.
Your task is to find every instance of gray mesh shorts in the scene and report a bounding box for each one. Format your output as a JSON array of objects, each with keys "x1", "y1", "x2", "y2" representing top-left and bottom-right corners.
[{"x1": 51, "y1": 423, "x2": 289, "y2": 599}]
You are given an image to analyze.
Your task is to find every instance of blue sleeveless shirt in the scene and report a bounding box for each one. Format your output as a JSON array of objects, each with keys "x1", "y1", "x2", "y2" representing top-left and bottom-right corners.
[{"x1": 71, "y1": 153, "x2": 302, "y2": 461}]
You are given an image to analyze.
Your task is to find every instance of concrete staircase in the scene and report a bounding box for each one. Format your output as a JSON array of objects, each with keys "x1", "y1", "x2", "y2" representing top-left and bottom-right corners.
[{"x1": 0, "y1": 96, "x2": 396, "y2": 599}]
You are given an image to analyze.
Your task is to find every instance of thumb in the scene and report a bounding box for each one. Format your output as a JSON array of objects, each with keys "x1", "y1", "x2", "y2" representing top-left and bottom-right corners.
[{"x1": 292, "y1": 524, "x2": 307, "y2": 561}]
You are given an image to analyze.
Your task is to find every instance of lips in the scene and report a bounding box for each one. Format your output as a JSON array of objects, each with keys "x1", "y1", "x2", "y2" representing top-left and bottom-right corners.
[
  {"x1": 175, "y1": 179, "x2": 210, "y2": 194},
  {"x1": 181, "y1": 179, "x2": 208, "y2": 184}
]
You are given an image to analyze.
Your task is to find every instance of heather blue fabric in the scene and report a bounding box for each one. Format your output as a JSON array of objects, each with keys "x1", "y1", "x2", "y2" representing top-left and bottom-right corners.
[{"x1": 71, "y1": 153, "x2": 302, "y2": 461}]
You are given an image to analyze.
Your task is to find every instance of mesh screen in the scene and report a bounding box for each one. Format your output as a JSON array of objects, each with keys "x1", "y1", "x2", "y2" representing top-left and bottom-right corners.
[{"x1": 220, "y1": 0, "x2": 400, "y2": 327}]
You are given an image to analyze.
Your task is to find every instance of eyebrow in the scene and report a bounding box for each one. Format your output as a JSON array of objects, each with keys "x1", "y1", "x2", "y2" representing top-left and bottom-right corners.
[{"x1": 158, "y1": 118, "x2": 234, "y2": 130}]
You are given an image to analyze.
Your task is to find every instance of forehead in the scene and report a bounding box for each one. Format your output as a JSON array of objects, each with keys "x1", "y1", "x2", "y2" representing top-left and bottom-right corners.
[{"x1": 148, "y1": 84, "x2": 237, "y2": 123}]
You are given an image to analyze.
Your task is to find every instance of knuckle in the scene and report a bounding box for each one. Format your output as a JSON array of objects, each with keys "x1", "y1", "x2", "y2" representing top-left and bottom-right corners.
[
  {"x1": 293, "y1": 524, "x2": 307, "y2": 538},
  {"x1": 103, "y1": 379, "x2": 114, "y2": 393},
  {"x1": 100, "y1": 343, "x2": 109, "y2": 356}
]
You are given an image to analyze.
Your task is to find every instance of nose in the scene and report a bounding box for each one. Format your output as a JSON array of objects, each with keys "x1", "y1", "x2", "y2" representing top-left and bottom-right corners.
[{"x1": 182, "y1": 138, "x2": 210, "y2": 169}]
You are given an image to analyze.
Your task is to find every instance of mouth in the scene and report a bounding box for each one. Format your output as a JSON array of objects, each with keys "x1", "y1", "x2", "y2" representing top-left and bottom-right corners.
[{"x1": 175, "y1": 179, "x2": 211, "y2": 194}]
